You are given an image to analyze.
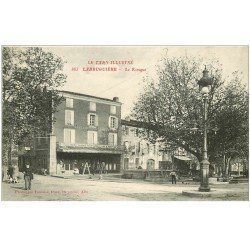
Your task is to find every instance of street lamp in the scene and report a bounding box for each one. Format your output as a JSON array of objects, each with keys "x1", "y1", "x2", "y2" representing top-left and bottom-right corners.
[{"x1": 197, "y1": 66, "x2": 211, "y2": 192}]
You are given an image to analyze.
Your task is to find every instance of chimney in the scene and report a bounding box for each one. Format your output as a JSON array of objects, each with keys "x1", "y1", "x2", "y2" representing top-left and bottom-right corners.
[{"x1": 113, "y1": 97, "x2": 119, "y2": 102}]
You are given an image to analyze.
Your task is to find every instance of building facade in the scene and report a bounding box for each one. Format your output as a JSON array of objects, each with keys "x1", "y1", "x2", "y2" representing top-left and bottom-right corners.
[
  {"x1": 121, "y1": 118, "x2": 173, "y2": 170},
  {"x1": 18, "y1": 91, "x2": 196, "y2": 176},
  {"x1": 19, "y1": 91, "x2": 123, "y2": 175}
]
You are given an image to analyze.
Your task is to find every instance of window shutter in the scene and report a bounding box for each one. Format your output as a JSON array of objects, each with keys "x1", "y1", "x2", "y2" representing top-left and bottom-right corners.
[
  {"x1": 110, "y1": 105, "x2": 116, "y2": 114},
  {"x1": 87, "y1": 131, "x2": 92, "y2": 144},
  {"x1": 70, "y1": 129, "x2": 75, "y2": 144},
  {"x1": 65, "y1": 110, "x2": 70, "y2": 125},
  {"x1": 66, "y1": 98, "x2": 73, "y2": 108},
  {"x1": 95, "y1": 115, "x2": 98, "y2": 127},
  {"x1": 71, "y1": 111, "x2": 74, "y2": 125},
  {"x1": 87, "y1": 113, "x2": 90, "y2": 125},
  {"x1": 94, "y1": 131, "x2": 98, "y2": 144},
  {"x1": 108, "y1": 133, "x2": 112, "y2": 145},
  {"x1": 64, "y1": 129, "x2": 70, "y2": 144},
  {"x1": 114, "y1": 133, "x2": 117, "y2": 146},
  {"x1": 115, "y1": 117, "x2": 118, "y2": 129},
  {"x1": 90, "y1": 102, "x2": 96, "y2": 111}
]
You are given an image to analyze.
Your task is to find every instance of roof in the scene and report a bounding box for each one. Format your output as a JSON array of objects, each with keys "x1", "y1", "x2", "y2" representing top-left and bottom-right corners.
[{"x1": 59, "y1": 90, "x2": 122, "y2": 104}]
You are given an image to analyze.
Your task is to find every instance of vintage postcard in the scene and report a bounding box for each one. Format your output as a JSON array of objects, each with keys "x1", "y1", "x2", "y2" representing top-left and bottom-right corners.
[{"x1": 1, "y1": 45, "x2": 249, "y2": 201}]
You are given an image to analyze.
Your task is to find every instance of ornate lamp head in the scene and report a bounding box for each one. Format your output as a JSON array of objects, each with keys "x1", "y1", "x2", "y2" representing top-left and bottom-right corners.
[{"x1": 197, "y1": 66, "x2": 212, "y2": 92}]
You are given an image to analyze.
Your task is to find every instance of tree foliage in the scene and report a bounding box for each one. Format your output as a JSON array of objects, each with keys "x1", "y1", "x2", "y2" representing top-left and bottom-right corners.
[
  {"x1": 2, "y1": 47, "x2": 67, "y2": 166},
  {"x1": 132, "y1": 55, "x2": 248, "y2": 166}
]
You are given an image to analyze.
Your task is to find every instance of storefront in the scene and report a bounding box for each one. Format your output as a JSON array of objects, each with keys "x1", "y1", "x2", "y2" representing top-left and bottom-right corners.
[{"x1": 56, "y1": 143, "x2": 123, "y2": 175}]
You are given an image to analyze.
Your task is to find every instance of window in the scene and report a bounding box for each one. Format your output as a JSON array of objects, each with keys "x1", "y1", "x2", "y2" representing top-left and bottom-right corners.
[
  {"x1": 90, "y1": 115, "x2": 95, "y2": 126},
  {"x1": 108, "y1": 133, "x2": 117, "y2": 146},
  {"x1": 88, "y1": 113, "x2": 98, "y2": 127},
  {"x1": 66, "y1": 98, "x2": 73, "y2": 108},
  {"x1": 89, "y1": 102, "x2": 96, "y2": 111},
  {"x1": 87, "y1": 131, "x2": 98, "y2": 145},
  {"x1": 109, "y1": 116, "x2": 117, "y2": 129},
  {"x1": 110, "y1": 105, "x2": 116, "y2": 114},
  {"x1": 64, "y1": 129, "x2": 75, "y2": 144},
  {"x1": 65, "y1": 110, "x2": 74, "y2": 125}
]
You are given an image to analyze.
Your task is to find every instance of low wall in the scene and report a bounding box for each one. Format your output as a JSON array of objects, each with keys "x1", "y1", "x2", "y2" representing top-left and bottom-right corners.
[{"x1": 122, "y1": 169, "x2": 173, "y2": 180}]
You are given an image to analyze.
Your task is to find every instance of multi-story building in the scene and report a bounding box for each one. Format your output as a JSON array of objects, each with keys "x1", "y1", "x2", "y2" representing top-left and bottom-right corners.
[
  {"x1": 19, "y1": 91, "x2": 123, "y2": 175},
  {"x1": 121, "y1": 117, "x2": 172, "y2": 170},
  {"x1": 18, "y1": 91, "x2": 195, "y2": 176},
  {"x1": 121, "y1": 117, "x2": 197, "y2": 175}
]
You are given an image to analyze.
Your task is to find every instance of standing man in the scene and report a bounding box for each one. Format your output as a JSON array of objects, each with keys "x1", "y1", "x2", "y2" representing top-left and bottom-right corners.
[
  {"x1": 99, "y1": 161, "x2": 105, "y2": 180},
  {"x1": 24, "y1": 165, "x2": 33, "y2": 190},
  {"x1": 170, "y1": 170, "x2": 177, "y2": 184}
]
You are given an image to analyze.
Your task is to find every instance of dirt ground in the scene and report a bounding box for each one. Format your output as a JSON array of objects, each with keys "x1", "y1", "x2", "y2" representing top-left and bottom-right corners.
[{"x1": 1, "y1": 174, "x2": 249, "y2": 201}]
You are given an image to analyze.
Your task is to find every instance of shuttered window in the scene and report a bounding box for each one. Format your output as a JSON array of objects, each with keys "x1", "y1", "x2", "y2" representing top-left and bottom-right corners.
[
  {"x1": 65, "y1": 110, "x2": 74, "y2": 125},
  {"x1": 66, "y1": 98, "x2": 73, "y2": 108},
  {"x1": 108, "y1": 133, "x2": 117, "y2": 146},
  {"x1": 64, "y1": 129, "x2": 75, "y2": 144},
  {"x1": 89, "y1": 102, "x2": 96, "y2": 111},
  {"x1": 87, "y1": 131, "x2": 98, "y2": 145},
  {"x1": 110, "y1": 105, "x2": 116, "y2": 114}
]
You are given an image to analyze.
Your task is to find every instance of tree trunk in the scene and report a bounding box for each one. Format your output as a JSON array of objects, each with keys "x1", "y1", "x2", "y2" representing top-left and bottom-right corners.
[{"x1": 7, "y1": 140, "x2": 12, "y2": 169}]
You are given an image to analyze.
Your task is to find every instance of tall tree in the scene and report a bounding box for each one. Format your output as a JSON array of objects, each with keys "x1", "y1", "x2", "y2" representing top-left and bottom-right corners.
[
  {"x1": 2, "y1": 47, "x2": 67, "y2": 168},
  {"x1": 208, "y1": 73, "x2": 248, "y2": 176},
  {"x1": 132, "y1": 55, "x2": 248, "y2": 174}
]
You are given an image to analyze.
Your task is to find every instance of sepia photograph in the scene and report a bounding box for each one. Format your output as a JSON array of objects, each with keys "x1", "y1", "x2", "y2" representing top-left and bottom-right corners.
[
  {"x1": 1, "y1": 45, "x2": 249, "y2": 201},
  {"x1": 1, "y1": 1, "x2": 250, "y2": 250}
]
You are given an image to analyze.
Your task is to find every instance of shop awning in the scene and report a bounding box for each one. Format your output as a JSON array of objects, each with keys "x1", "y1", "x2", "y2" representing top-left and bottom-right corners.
[
  {"x1": 173, "y1": 155, "x2": 192, "y2": 161},
  {"x1": 57, "y1": 147, "x2": 123, "y2": 154}
]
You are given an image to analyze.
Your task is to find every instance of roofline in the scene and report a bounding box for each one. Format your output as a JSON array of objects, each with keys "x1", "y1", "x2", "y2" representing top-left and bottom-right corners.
[{"x1": 58, "y1": 90, "x2": 122, "y2": 104}]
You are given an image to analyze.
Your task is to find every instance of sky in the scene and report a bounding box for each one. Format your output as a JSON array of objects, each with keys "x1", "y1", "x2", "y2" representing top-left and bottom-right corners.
[{"x1": 42, "y1": 46, "x2": 249, "y2": 118}]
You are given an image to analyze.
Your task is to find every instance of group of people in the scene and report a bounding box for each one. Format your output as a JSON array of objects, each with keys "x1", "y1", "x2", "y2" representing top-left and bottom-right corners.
[
  {"x1": 58, "y1": 160, "x2": 108, "y2": 180},
  {"x1": 80, "y1": 161, "x2": 107, "y2": 180}
]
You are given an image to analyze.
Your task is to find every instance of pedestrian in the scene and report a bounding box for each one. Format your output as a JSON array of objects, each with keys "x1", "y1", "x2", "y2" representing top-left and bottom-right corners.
[
  {"x1": 170, "y1": 170, "x2": 177, "y2": 184},
  {"x1": 99, "y1": 161, "x2": 105, "y2": 180},
  {"x1": 23, "y1": 165, "x2": 33, "y2": 190},
  {"x1": 2, "y1": 169, "x2": 4, "y2": 182}
]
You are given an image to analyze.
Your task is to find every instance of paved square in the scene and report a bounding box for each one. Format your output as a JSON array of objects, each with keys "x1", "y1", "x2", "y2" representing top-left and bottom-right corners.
[{"x1": 1, "y1": 175, "x2": 249, "y2": 201}]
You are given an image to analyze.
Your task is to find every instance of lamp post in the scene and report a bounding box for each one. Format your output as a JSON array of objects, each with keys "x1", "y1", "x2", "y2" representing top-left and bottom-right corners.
[{"x1": 197, "y1": 66, "x2": 211, "y2": 192}]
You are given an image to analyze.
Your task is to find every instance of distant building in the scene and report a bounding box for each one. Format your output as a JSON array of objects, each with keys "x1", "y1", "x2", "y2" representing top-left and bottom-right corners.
[
  {"x1": 121, "y1": 118, "x2": 172, "y2": 170},
  {"x1": 121, "y1": 118, "x2": 197, "y2": 175}
]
